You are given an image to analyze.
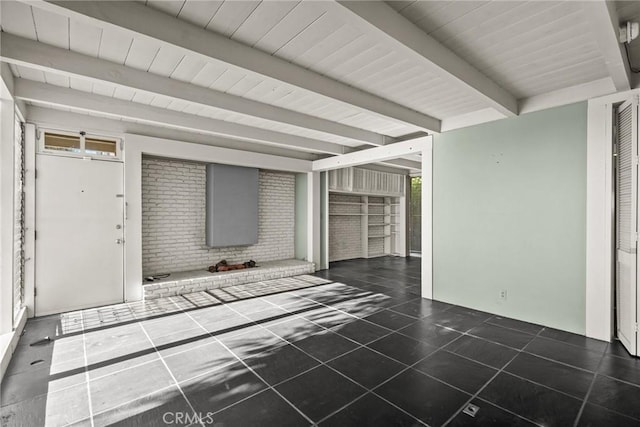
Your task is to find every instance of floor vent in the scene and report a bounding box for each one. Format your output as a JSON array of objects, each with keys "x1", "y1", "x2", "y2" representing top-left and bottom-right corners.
[{"x1": 463, "y1": 403, "x2": 480, "y2": 418}]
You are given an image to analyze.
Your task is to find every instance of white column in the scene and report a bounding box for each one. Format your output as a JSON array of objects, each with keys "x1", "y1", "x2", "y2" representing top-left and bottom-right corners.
[
  {"x1": 421, "y1": 138, "x2": 433, "y2": 299},
  {"x1": 0, "y1": 85, "x2": 15, "y2": 332},
  {"x1": 307, "y1": 171, "x2": 321, "y2": 269}
]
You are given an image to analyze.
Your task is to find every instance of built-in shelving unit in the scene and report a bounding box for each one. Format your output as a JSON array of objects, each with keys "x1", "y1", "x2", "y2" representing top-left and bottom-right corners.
[{"x1": 328, "y1": 192, "x2": 406, "y2": 261}]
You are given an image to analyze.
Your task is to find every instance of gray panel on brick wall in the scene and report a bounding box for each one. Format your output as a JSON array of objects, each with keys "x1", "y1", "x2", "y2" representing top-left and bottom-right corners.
[{"x1": 206, "y1": 164, "x2": 258, "y2": 247}]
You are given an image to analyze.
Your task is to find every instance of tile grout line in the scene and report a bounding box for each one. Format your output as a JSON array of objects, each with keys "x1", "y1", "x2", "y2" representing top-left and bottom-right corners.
[
  {"x1": 178, "y1": 300, "x2": 316, "y2": 425},
  {"x1": 79, "y1": 310, "x2": 96, "y2": 427},
  {"x1": 138, "y1": 320, "x2": 207, "y2": 427},
  {"x1": 572, "y1": 350, "x2": 607, "y2": 427},
  {"x1": 219, "y1": 293, "x2": 432, "y2": 425},
  {"x1": 440, "y1": 326, "x2": 550, "y2": 427}
]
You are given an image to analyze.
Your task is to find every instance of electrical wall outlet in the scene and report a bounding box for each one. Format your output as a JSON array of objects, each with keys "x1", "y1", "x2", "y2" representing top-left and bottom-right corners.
[{"x1": 499, "y1": 290, "x2": 507, "y2": 301}]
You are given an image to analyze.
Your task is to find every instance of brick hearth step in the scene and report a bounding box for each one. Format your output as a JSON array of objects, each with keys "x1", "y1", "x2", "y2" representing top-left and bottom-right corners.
[{"x1": 142, "y1": 259, "x2": 315, "y2": 300}]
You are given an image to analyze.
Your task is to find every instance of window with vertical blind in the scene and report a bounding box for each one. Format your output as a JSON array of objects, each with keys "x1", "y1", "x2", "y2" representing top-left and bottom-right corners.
[
  {"x1": 13, "y1": 114, "x2": 24, "y2": 320},
  {"x1": 617, "y1": 101, "x2": 636, "y2": 254}
]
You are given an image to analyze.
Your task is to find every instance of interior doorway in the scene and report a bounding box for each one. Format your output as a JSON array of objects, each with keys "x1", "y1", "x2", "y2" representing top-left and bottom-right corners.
[{"x1": 409, "y1": 176, "x2": 422, "y2": 256}]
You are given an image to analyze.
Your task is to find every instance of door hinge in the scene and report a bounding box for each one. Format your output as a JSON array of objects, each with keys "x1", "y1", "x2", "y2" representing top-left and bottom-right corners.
[
  {"x1": 34, "y1": 287, "x2": 37, "y2": 297},
  {"x1": 34, "y1": 169, "x2": 37, "y2": 179},
  {"x1": 34, "y1": 230, "x2": 37, "y2": 240}
]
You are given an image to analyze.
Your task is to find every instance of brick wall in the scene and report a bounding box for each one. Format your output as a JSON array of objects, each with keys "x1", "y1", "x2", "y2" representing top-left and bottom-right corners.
[
  {"x1": 142, "y1": 156, "x2": 295, "y2": 276},
  {"x1": 329, "y1": 193, "x2": 363, "y2": 262}
]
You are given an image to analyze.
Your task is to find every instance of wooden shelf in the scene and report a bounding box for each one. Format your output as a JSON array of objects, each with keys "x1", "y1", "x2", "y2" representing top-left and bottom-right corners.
[
  {"x1": 368, "y1": 234, "x2": 391, "y2": 238},
  {"x1": 330, "y1": 201, "x2": 364, "y2": 205},
  {"x1": 329, "y1": 213, "x2": 365, "y2": 216}
]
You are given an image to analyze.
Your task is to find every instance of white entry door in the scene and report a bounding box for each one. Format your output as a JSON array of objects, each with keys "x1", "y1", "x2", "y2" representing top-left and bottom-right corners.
[
  {"x1": 35, "y1": 154, "x2": 124, "y2": 316},
  {"x1": 616, "y1": 98, "x2": 638, "y2": 356}
]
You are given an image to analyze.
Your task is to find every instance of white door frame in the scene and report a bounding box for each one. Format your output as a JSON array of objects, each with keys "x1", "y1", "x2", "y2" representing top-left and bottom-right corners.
[
  {"x1": 587, "y1": 89, "x2": 640, "y2": 341},
  {"x1": 312, "y1": 136, "x2": 434, "y2": 299}
]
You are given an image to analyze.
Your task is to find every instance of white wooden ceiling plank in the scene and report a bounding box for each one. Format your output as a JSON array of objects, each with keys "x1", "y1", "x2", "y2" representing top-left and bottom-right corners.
[
  {"x1": 149, "y1": 95, "x2": 172, "y2": 109},
  {"x1": 146, "y1": 1, "x2": 186, "y2": 17},
  {"x1": 293, "y1": 24, "x2": 362, "y2": 69},
  {"x1": 124, "y1": 37, "x2": 161, "y2": 71},
  {"x1": 329, "y1": 44, "x2": 392, "y2": 80},
  {"x1": 190, "y1": 62, "x2": 228, "y2": 88},
  {"x1": 15, "y1": 65, "x2": 45, "y2": 82},
  {"x1": 274, "y1": 12, "x2": 344, "y2": 63},
  {"x1": 43, "y1": 71, "x2": 69, "y2": 88},
  {"x1": 231, "y1": 1, "x2": 299, "y2": 47},
  {"x1": 113, "y1": 86, "x2": 137, "y2": 102},
  {"x1": 340, "y1": 51, "x2": 401, "y2": 83},
  {"x1": 31, "y1": 7, "x2": 69, "y2": 49},
  {"x1": 395, "y1": 1, "x2": 449, "y2": 26},
  {"x1": 226, "y1": 75, "x2": 265, "y2": 97},
  {"x1": 166, "y1": 99, "x2": 189, "y2": 112},
  {"x1": 411, "y1": 1, "x2": 489, "y2": 34},
  {"x1": 311, "y1": 34, "x2": 374, "y2": 75},
  {"x1": 170, "y1": 55, "x2": 208, "y2": 83},
  {"x1": 147, "y1": 46, "x2": 185, "y2": 77},
  {"x1": 256, "y1": 85, "x2": 297, "y2": 104},
  {"x1": 252, "y1": 1, "x2": 328, "y2": 55},
  {"x1": 0, "y1": 1, "x2": 37, "y2": 40},
  {"x1": 177, "y1": 0, "x2": 223, "y2": 28},
  {"x1": 131, "y1": 91, "x2": 155, "y2": 105},
  {"x1": 447, "y1": 2, "x2": 578, "y2": 60},
  {"x1": 434, "y1": 1, "x2": 541, "y2": 51},
  {"x1": 69, "y1": 20, "x2": 102, "y2": 57},
  {"x1": 356, "y1": 63, "x2": 426, "y2": 88},
  {"x1": 98, "y1": 29, "x2": 134, "y2": 64},
  {"x1": 513, "y1": 59, "x2": 608, "y2": 91},
  {"x1": 486, "y1": 45, "x2": 602, "y2": 85},
  {"x1": 431, "y1": 1, "x2": 524, "y2": 45},
  {"x1": 181, "y1": 104, "x2": 205, "y2": 116},
  {"x1": 209, "y1": 69, "x2": 246, "y2": 93},
  {"x1": 477, "y1": 24, "x2": 591, "y2": 73},
  {"x1": 92, "y1": 82, "x2": 116, "y2": 97},
  {"x1": 205, "y1": 0, "x2": 261, "y2": 38},
  {"x1": 69, "y1": 77, "x2": 92, "y2": 93}
]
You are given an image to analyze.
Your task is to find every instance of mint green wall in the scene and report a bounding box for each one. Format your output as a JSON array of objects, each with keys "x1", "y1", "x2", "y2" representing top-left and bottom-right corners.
[
  {"x1": 433, "y1": 102, "x2": 587, "y2": 334},
  {"x1": 295, "y1": 174, "x2": 307, "y2": 260}
]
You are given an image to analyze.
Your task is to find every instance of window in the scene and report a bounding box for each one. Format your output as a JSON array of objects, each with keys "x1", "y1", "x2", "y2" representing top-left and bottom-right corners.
[
  {"x1": 44, "y1": 133, "x2": 81, "y2": 153},
  {"x1": 85, "y1": 137, "x2": 117, "y2": 157},
  {"x1": 40, "y1": 130, "x2": 121, "y2": 159}
]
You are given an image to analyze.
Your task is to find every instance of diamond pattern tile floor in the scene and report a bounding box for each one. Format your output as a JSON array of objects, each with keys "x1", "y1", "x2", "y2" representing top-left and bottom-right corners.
[{"x1": 1, "y1": 257, "x2": 637, "y2": 427}]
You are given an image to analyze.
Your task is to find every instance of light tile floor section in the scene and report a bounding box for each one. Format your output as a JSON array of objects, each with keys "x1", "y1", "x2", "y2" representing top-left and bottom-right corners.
[{"x1": 2, "y1": 258, "x2": 640, "y2": 427}]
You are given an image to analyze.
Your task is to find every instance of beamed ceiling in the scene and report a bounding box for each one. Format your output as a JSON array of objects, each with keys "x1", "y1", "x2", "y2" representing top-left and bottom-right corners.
[{"x1": 0, "y1": 0, "x2": 636, "y2": 169}]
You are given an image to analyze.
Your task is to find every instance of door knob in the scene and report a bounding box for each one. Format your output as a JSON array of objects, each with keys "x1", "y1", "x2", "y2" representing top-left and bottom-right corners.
[{"x1": 116, "y1": 238, "x2": 124, "y2": 244}]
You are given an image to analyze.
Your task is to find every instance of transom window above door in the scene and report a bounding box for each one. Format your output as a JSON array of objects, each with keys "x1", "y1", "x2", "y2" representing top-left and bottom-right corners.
[{"x1": 39, "y1": 129, "x2": 121, "y2": 160}]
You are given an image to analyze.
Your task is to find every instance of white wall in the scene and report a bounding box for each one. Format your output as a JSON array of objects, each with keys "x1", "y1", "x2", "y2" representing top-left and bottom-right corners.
[{"x1": 141, "y1": 156, "x2": 295, "y2": 275}]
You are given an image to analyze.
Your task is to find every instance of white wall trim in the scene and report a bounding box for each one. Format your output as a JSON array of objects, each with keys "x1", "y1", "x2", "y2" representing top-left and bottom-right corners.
[
  {"x1": 0, "y1": 307, "x2": 26, "y2": 381},
  {"x1": 421, "y1": 137, "x2": 433, "y2": 299},
  {"x1": 586, "y1": 88, "x2": 638, "y2": 340},
  {"x1": 0, "y1": 73, "x2": 15, "y2": 333},
  {"x1": 123, "y1": 133, "x2": 313, "y2": 301}
]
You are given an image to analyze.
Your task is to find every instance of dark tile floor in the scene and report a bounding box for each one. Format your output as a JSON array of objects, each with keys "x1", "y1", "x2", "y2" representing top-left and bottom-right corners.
[{"x1": 1, "y1": 257, "x2": 640, "y2": 426}]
